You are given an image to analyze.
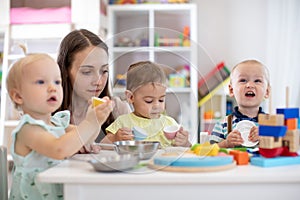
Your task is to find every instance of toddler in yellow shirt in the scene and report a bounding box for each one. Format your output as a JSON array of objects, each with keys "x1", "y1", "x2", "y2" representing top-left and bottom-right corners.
[{"x1": 106, "y1": 61, "x2": 191, "y2": 147}]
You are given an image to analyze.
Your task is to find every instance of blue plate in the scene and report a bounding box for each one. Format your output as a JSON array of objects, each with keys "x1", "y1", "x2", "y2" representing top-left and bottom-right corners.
[{"x1": 154, "y1": 156, "x2": 233, "y2": 167}]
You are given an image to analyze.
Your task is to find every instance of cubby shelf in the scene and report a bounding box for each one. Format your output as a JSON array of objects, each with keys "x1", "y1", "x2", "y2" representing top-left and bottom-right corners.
[
  {"x1": 107, "y1": 3, "x2": 198, "y2": 142},
  {"x1": 0, "y1": 0, "x2": 107, "y2": 152}
]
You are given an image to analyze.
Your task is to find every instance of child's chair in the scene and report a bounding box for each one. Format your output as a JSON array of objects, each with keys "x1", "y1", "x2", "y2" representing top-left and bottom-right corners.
[{"x1": 0, "y1": 146, "x2": 8, "y2": 200}]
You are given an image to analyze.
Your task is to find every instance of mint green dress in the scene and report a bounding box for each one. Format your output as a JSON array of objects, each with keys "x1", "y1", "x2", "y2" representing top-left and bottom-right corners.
[{"x1": 9, "y1": 111, "x2": 70, "y2": 200}]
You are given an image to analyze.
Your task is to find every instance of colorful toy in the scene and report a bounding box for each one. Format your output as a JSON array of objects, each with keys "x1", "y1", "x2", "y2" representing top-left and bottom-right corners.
[
  {"x1": 251, "y1": 87, "x2": 300, "y2": 167},
  {"x1": 191, "y1": 142, "x2": 220, "y2": 156},
  {"x1": 154, "y1": 26, "x2": 190, "y2": 47},
  {"x1": 198, "y1": 62, "x2": 230, "y2": 99},
  {"x1": 229, "y1": 150, "x2": 249, "y2": 165},
  {"x1": 168, "y1": 74, "x2": 185, "y2": 87}
]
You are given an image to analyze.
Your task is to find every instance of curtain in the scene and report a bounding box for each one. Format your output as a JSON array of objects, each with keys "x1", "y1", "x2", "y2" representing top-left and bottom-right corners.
[{"x1": 266, "y1": 0, "x2": 300, "y2": 112}]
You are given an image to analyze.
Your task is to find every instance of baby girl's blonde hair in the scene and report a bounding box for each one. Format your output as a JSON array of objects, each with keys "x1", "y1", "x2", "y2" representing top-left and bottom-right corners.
[{"x1": 6, "y1": 53, "x2": 55, "y2": 108}]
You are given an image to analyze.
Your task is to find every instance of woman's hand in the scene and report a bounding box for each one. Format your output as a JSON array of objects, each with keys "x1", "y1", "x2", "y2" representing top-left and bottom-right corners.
[{"x1": 173, "y1": 127, "x2": 191, "y2": 147}]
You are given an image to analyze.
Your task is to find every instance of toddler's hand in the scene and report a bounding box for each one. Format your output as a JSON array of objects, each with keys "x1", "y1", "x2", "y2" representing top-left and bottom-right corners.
[
  {"x1": 115, "y1": 127, "x2": 134, "y2": 141},
  {"x1": 78, "y1": 143, "x2": 101, "y2": 154},
  {"x1": 173, "y1": 127, "x2": 191, "y2": 147},
  {"x1": 248, "y1": 126, "x2": 259, "y2": 142},
  {"x1": 226, "y1": 129, "x2": 244, "y2": 148},
  {"x1": 86, "y1": 96, "x2": 114, "y2": 126}
]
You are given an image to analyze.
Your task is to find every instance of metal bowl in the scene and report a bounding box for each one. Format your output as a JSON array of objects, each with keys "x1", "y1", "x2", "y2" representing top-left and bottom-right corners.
[
  {"x1": 89, "y1": 154, "x2": 139, "y2": 172},
  {"x1": 114, "y1": 141, "x2": 160, "y2": 160}
]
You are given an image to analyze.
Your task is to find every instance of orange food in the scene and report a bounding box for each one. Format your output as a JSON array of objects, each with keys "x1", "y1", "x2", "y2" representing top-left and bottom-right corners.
[{"x1": 92, "y1": 97, "x2": 106, "y2": 108}]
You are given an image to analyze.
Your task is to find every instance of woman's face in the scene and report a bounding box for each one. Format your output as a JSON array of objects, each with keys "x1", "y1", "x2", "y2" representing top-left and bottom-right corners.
[{"x1": 70, "y1": 46, "x2": 109, "y2": 102}]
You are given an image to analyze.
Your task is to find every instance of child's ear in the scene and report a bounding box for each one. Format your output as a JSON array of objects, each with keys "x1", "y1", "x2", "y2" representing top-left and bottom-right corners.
[
  {"x1": 228, "y1": 83, "x2": 234, "y2": 97},
  {"x1": 125, "y1": 90, "x2": 134, "y2": 104},
  {"x1": 264, "y1": 85, "x2": 271, "y2": 98},
  {"x1": 10, "y1": 89, "x2": 23, "y2": 105}
]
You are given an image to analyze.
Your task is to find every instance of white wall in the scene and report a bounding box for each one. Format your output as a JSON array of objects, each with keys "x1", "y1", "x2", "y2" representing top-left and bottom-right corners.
[
  {"x1": 194, "y1": 0, "x2": 268, "y2": 75},
  {"x1": 193, "y1": 0, "x2": 300, "y2": 111}
]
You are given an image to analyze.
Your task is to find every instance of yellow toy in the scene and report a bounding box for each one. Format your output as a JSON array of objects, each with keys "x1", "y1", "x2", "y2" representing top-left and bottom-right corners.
[{"x1": 191, "y1": 142, "x2": 220, "y2": 156}]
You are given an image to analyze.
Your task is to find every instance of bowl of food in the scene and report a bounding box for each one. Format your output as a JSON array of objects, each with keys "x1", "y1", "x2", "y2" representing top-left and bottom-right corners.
[
  {"x1": 114, "y1": 140, "x2": 160, "y2": 160},
  {"x1": 94, "y1": 141, "x2": 160, "y2": 160},
  {"x1": 89, "y1": 154, "x2": 139, "y2": 172}
]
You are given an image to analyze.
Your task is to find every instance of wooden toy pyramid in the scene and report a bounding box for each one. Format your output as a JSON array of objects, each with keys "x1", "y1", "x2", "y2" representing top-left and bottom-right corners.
[{"x1": 251, "y1": 87, "x2": 300, "y2": 167}]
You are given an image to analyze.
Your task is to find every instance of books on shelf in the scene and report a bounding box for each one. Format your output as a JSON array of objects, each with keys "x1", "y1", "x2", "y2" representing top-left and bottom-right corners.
[{"x1": 198, "y1": 62, "x2": 230, "y2": 99}]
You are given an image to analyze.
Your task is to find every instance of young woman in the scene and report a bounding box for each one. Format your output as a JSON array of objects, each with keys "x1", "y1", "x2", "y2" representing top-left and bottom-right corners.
[{"x1": 56, "y1": 29, "x2": 131, "y2": 145}]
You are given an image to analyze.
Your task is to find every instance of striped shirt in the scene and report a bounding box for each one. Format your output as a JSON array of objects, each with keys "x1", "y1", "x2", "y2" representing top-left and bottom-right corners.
[{"x1": 209, "y1": 106, "x2": 265, "y2": 145}]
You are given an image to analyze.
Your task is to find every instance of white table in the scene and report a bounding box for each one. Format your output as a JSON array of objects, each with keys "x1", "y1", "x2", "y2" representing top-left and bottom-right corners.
[{"x1": 37, "y1": 150, "x2": 300, "y2": 200}]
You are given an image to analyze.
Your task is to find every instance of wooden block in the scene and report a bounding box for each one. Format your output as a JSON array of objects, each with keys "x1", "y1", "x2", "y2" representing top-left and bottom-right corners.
[
  {"x1": 259, "y1": 136, "x2": 282, "y2": 149},
  {"x1": 258, "y1": 114, "x2": 284, "y2": 126},
  {"x1": 276, "y1": 108, "x2": 299, "y2": 119},
  {"x1": 250, "y1": 156, "x2": 300, "y2": 167},
  {"x1": 259, "y1": 125, "x2": 287, "y2": 137},
  {"x1": 282, "y1": 130, "x2": 300, "y2": 152},
  {"x1": 285, "y1": 118, "x2": 298, "y2": 130},
  {"x1": 229, "y1": 150, "x2": 249, "y2": 165}
]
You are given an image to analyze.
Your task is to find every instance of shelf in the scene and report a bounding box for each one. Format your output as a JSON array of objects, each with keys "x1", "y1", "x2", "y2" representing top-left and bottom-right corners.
[
  {"x1": 198, "y1": 77, "x2": 230, "y2": 107},
  {"x1": 4, "y1": 120, "x2": 19, "y2": 127},
  {"x1": 0, "y1": 0, "x2": 109, "y2": 148},
  {"x1": 112, "y1": 46, "x2": 191, "y2": 52},
  {"x1": 108, "y1": 4, "x2": 198, "y2": 141},
  {"x1": 113, "y1": 87, "x2": 192, "y2": 94},
  {"x1": 7, "y1": 53, "x2": 57, "y2": 60},
  {"x1": 10, "y1": 23, "x2": 72, "y2": 39}
]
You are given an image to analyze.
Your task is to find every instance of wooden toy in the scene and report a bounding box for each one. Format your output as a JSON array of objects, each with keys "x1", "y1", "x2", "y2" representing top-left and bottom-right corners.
[
  {"x1": 282, "y1": 130, "x2": 300, "y2": 152},
  {"x1": 153, "y1": 156, "x2": 233, "y2": 167},
  {"x1": 148, "y1": 143, "x2": 236, "y2": 172},
  {"x1": 229, "y1": 150, "x2": 249, "y2": 165},
  {"x1": 251, "y1": 156, "x2": 300, "y2": 167},
  {"x1": 259, "y1": 136, "x2": 282, "y2": 149},
  {"x1": 258, "y1": 114, "x2": 284, "y2": 126},
  {"x1": 192, "y1": 142, "x2": 220, "y2": 156},
  {"x1": 259, "y1": 147, "x2": 284, "y2": 158},
  {"x1": 258, "y1": 125, "x2": 287, "y2": 137},
  {"x1": 285, "y1": 118, "x2": 298, "y2": 130},
  {"x1": 254, "y1": 87, "x2": 300, "y2": 165},
  {"x1": 276, "y1": 108, "x2": 299, "y2": 119}
]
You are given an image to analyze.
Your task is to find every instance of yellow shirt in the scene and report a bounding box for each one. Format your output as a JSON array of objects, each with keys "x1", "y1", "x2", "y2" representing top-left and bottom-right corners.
[{"x1": 106, "y1": 113, "x2": 179, "y2": 147}]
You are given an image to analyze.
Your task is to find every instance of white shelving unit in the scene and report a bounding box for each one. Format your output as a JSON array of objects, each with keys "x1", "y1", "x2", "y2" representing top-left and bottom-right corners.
[
  {"x1": 0, "y1": 0, "x2": 107, "y2": 152},
  {"x1": 107, "y1": 4, "x2": 198, "y2": 143}
]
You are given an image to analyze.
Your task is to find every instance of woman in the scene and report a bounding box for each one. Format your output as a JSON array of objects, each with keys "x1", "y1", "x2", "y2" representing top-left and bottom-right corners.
[{"x1": 56, "y1": 29, "x2": 131, "y2": 145}]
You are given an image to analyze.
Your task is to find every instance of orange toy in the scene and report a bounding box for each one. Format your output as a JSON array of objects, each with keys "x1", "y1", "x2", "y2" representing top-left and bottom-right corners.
[{"x1": 229, "y1": 150, "x2": 249, "y2": 165}]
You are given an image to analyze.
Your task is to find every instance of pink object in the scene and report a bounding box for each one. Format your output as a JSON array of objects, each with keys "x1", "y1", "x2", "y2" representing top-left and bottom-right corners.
[
  {"x1": 10, "y1": 7, "x2": 71, "y2": 24},
  {"x1": 163, "y1": 125, "x2": 180, "y2": 140}
]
